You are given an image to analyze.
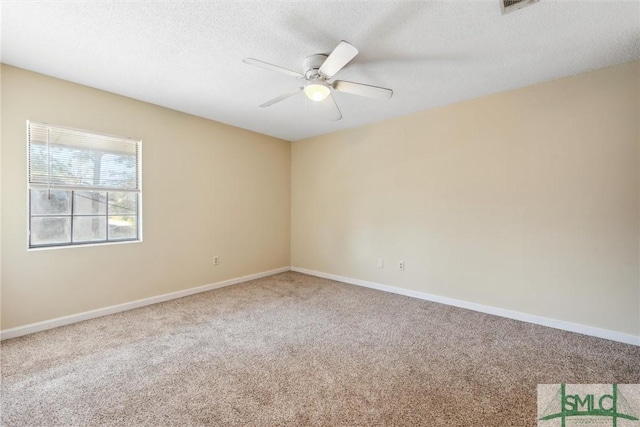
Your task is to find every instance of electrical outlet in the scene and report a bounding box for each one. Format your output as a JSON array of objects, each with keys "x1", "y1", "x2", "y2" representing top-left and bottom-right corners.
[
  {"x1": 398, "y1": 261, "x2": 405, "y2": 271},
  {"x1": 377, "y1": 259, "x2": 384, "y2": 269},
  {"x1": 213, "y1": 256, "x2": 219, "y2": 266}
]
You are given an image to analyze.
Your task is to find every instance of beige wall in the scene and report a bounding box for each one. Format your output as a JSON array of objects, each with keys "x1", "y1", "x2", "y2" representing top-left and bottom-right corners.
[
  {"x1": 1, "y1": 65, "x2": 291, "y2": 330},
  {"x1": 292, "y1": 61, "x2": 640, "y2": 336},
  {"x1": 3, "y1": 61, "x2": 639, "y2": 337}
]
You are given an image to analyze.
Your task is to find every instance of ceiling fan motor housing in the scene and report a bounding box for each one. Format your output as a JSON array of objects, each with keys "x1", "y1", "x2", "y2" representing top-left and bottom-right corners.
[{"x1": 303, "y1": 54, "x2": 328, "y2": 80}]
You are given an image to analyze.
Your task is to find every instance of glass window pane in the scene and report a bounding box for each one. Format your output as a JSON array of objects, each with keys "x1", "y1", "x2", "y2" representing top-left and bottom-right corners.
[
  {"x1": 31, "y1": 217, "x2": 71, "y2": 246},
  {"x1": 74, "y1": 191, "x2": 107, "y2": 215},
  {"x1": 30, "y1": 190, "x2": 71, "y2": 215},
  {"x1": 73, "y1": 216, "x2": 107, "y2": 242},
  {"x1": 108, "y1": 192, "x2": 137, "y2": 215},
  {"x1": 49, "y1": 145, "x2": 98, "y2": 187},
  {"x1": 108, "y1": 216, "x2": 137, "y2": 240},
  {"x1": 101, "y1": 154, "x2": 137, "y2": 189}
]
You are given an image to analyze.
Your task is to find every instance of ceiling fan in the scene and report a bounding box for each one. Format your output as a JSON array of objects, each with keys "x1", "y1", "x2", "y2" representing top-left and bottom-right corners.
[{"x1": 243, "y1": 41, "x2": 393, "y2": 121}]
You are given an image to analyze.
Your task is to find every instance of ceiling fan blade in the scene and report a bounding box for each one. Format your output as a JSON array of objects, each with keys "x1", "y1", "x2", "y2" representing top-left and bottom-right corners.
[
  {"x1": 259, "y1": 88, "x2": 303, "y2": 108},
  {"x1": 332, "y1": 80, "x2": 393, "y2": 100},
  {"x1": 243, "y1": 58, "x2": 304, "y2": 79},
  {"x1": 317, "y1": 93, "x2": 342, "y2": 121},
  {"x1": 318, "y1": 41, "x2": 359, "y2": 79}
]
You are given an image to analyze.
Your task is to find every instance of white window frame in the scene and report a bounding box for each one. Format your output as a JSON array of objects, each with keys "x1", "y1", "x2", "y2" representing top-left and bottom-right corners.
[{"x1": 27, "y1": 121, "x2": 143, "y2": 249}]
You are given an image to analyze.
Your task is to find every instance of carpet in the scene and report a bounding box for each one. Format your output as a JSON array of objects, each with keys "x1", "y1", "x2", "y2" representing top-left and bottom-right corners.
[{"x1": 2, "y1": 271, "x2": 639, "y2": 426}]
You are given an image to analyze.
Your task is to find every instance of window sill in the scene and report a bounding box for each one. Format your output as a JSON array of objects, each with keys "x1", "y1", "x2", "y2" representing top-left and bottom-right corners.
[{"x1": 27, "y1": 239, "x2": 142, "y2": 251}]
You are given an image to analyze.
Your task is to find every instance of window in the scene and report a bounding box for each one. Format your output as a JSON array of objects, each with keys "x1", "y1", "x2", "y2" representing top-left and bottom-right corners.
[{"x1": 28, "y1": 121, "x2": 141, "y2": 248}]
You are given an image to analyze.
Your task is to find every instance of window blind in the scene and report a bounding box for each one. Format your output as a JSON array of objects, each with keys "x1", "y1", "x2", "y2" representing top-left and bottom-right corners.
[{"x1": 28, "y1": 121, "x2": 140, "y2": 192}]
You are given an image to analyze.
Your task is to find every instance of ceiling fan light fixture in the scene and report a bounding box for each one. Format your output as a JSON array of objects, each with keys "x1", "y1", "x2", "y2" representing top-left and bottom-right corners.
[{"x1": 304, "y1": 82, "x2": 330, "y2": 102}]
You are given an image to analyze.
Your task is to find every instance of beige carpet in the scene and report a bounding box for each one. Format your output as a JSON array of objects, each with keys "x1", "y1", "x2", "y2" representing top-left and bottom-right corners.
[{"x1": 1, "y1": 271, "x2": 639, "y2": 426}]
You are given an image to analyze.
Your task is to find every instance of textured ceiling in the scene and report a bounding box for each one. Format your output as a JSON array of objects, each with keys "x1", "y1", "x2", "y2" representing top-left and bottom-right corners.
[{"x1": 2, "y1": 1, "x2": 639, "y2": 141}]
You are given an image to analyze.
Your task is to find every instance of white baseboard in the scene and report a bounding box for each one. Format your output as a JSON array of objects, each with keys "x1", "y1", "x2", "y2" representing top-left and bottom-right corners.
[
  {"x1": 0, "y1": 266, "x2": 291, "y2": 341},
  {"x1": 5, "y1": 265, "x2": 637, "y2": 346},
  {"x1": 291, "y1": 266, "x2": 639, "y2": 346}
]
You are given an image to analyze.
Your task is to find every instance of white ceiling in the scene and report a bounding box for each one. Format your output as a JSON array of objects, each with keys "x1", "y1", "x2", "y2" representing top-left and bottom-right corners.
[{"x1": 1, "y1": 1, "x2": 639, "y2": 141}]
